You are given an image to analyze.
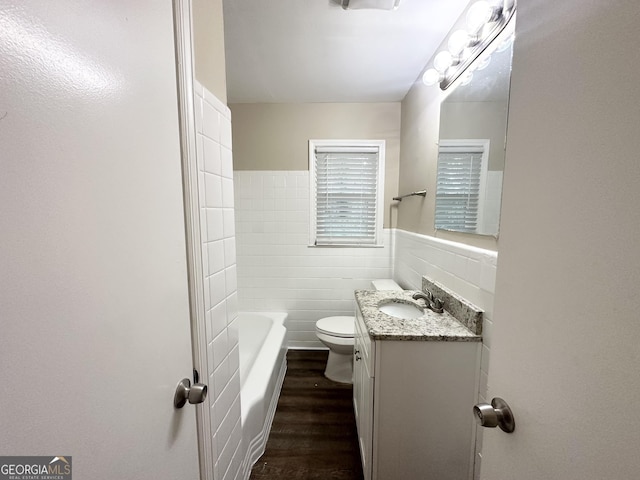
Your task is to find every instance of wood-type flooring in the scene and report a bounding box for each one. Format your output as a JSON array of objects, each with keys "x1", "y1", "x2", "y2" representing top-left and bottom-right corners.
[{"x1": 249, "y1": 350, "x2": 364, "y2": 480}]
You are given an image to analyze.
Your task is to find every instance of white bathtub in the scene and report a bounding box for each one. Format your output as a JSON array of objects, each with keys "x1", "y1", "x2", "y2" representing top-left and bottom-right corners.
[{"x1": 238, "y1": 312, "x2": 287, "y2": 473}]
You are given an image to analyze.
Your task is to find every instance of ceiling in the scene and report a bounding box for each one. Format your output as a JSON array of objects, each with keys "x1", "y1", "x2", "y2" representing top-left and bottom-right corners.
[{"x1": 222, "y1": 0, "x2": 470, "y2": 104}]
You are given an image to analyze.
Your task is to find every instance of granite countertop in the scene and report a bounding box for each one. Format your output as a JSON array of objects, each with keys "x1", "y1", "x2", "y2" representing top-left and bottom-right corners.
[{"x1": 354, "y1": 289, "x2": 482, "y2": 342}]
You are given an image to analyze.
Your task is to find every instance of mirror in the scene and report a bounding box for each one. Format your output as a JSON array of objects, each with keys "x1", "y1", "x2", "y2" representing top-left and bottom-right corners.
[{"x1": 435, "y1": 32, "x2": 514, "y2": 237}]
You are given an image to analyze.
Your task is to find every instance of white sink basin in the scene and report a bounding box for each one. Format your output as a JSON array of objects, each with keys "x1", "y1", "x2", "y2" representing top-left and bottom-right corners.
[{"x1": 378, "y1": 301, "x2": 424, "y2": 319}]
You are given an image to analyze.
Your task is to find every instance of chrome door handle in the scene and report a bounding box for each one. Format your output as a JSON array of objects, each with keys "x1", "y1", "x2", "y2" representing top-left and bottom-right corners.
[
  {"x1": 473, "y1": 397, "x2": 515, "y2": 433},
  {"x1": 174, "y1": 378, "x2": 208, "y2": 408}
]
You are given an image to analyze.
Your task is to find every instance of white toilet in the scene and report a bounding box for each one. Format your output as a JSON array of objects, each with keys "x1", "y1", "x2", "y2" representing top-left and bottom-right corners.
[{"x1": 315, "y1": 279, "x2": 402, "y2": 384}]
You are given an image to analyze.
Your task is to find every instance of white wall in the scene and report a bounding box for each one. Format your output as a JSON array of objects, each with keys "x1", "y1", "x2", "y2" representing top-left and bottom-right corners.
[
  {"x1": 480, "y1": 0, "x2": 640, "y2": 478},
  {"x1": 234, "y1": 170, "x2": 393, "y2": 348},
  {"x1": 194, "y1": 83, "x2": 244, "y2": 480}
]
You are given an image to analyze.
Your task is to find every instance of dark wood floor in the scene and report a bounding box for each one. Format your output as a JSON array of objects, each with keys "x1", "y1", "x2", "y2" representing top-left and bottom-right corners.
[{"x1": 250, "y1": 350, "x2": 364, "y2": 480}]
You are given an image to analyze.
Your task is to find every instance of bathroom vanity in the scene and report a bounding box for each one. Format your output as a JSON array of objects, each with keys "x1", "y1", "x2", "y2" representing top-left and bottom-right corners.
[{"x1": 353, "y1": 287, "x2": 482, "y2": 480}]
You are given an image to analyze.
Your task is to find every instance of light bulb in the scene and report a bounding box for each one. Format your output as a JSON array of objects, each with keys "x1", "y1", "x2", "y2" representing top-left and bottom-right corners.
[
  {"x1": 496, "y1": 33, "x2": 514, "y2": 52},
  {"x1": 475, "y1": 55, "x2": 492, "y2": 71},
  {"x1": 448, "y1": 30, "x2": 470, "y2": 57},
  {"x1": 466, "y1": 1, "x2": 494, "y2": 33},
  {"x1": 460, "y1": 71, "x2": 474, "y2": 86},
  {"x1": 422, "y1": 69, "x2": 441, "y2": 86},
  {"x1": 433, "y1": 51, "x2": 453, "y2": 74}
]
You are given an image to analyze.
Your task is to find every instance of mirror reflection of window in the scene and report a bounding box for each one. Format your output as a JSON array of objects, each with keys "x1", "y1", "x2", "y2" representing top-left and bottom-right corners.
[
  {"x1": 434, "y1": 29, "x2": 514, "y2": 237},
  {"x1": 436, "y1": 140, "x2": 488, "y2": 233}
]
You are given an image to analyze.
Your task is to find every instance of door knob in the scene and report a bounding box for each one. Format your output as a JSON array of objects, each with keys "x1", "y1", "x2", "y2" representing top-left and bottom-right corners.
[
  {"x1": 174, "y1": 378, "x2": 208, "y2": 408},
  {"x1": 473, "y1": 397, "x2": 515, "y2": 433}
]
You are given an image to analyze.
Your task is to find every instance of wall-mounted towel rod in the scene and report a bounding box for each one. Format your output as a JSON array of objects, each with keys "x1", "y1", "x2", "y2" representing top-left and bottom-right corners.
[{"x1": 393, "y1": 189, "x2": 427, "y2": 202}]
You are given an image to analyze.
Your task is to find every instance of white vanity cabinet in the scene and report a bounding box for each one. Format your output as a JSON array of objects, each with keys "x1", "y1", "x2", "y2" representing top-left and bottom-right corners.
[{"x1": 353, "y1": 303, "x2": 481, "y2": 480}]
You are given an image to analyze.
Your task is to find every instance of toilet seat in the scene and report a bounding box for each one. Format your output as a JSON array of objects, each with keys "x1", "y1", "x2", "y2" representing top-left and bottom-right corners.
[{"x1": 316, "y1": 316, "x2": 354, "y2": 338}]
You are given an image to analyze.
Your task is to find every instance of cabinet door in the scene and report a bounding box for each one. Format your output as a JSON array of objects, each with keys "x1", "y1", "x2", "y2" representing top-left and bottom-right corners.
[
  {"x1": 353, "y1": 330, "x2": 364, "y2": 430},
  {"x1": 354, "y1": 308, "x2": 374, "y2": 480},
  {"x1": 354, "y1": 347, "x2": 373, "y2": 480},
  {"x1": 360, "y1": 359, "x2": 374, "y2": 480}
]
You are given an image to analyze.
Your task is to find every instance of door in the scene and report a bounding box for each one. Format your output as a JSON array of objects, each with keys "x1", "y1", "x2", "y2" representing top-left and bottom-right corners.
[
  {"x1": 0, "y1": 2, "x2": 201, "y2": 478},
  {"x1": 479, "y1": 1, "x2": 640, "y2": 479}
]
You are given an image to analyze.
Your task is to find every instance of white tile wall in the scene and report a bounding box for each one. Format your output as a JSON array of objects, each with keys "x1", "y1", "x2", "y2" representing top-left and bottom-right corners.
[
  {"x1": 392, "y1": 228, "x2": 497, "y2": 479},
  {"x1": 194, "y1": 81, "x2": 243, "y2": 480},
  {"x1": 234, "y1": 170, "x2": 393, "y2": 349}
]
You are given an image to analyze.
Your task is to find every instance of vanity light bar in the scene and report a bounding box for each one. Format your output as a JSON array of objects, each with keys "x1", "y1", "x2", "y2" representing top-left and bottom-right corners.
[{"x1": 422, "y1": 0, "x2": 516, "y2": 90}]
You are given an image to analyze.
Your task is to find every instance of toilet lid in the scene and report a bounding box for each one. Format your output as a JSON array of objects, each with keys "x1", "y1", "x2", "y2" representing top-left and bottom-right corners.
[{"x1": 316, "y1": 316, "x2": 355, "y2": 338}]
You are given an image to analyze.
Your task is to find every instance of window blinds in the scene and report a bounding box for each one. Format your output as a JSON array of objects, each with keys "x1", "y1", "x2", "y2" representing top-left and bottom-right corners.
[
  {"x1": 314, "y1": 146, "x2": 380, "y2": 246},
  {"x1": 435, "y1": 146, "x2": 483, "y2": 233}
]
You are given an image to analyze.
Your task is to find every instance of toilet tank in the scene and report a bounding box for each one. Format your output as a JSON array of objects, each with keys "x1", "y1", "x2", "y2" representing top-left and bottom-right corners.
[{"x1": 371, "y1": 279, "x2": 402, "y2": 291}]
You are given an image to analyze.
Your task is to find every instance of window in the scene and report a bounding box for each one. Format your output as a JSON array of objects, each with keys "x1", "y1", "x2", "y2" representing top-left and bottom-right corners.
[
  {"x1": 435, "y1": 139, "x2": 489, "y2": 233},
  {"x1": 309, "y1": 140, "x2": 385, "y2": 246}
]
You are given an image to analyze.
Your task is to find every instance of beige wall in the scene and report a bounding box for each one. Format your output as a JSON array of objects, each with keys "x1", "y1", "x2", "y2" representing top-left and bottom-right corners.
[
  {"x1": 229, "y1": 102, "x2": 401, "y2": 228},
  {"x1": 440, "y1": 100, "x2": 508, "y2": 171},
  {"x1": 192, "y1": 0, "x2": 227, "y2": 104}
]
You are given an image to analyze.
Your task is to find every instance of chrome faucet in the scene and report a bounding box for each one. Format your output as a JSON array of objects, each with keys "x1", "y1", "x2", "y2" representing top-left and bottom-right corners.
[
  {"x1": 412, "y1": 290, "x2": 433, "y2": 303},
  {"x1": 412, "y1": 290, "x2": 444, "y2": 314}
]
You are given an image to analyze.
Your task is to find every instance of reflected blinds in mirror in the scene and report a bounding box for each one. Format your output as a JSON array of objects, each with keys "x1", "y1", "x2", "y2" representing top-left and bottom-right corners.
[
  {"x1": 435, "y1": 144, "x2": 484, "y2": 233},
  {"x1": 314, "y1": 146, "x2": 379, "y2": 245}
]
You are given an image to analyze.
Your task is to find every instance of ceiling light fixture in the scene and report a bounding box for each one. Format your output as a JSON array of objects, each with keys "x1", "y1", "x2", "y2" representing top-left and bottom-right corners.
[{"x1": 422, "y1": 0, "x2": 516, "y2": 90}]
